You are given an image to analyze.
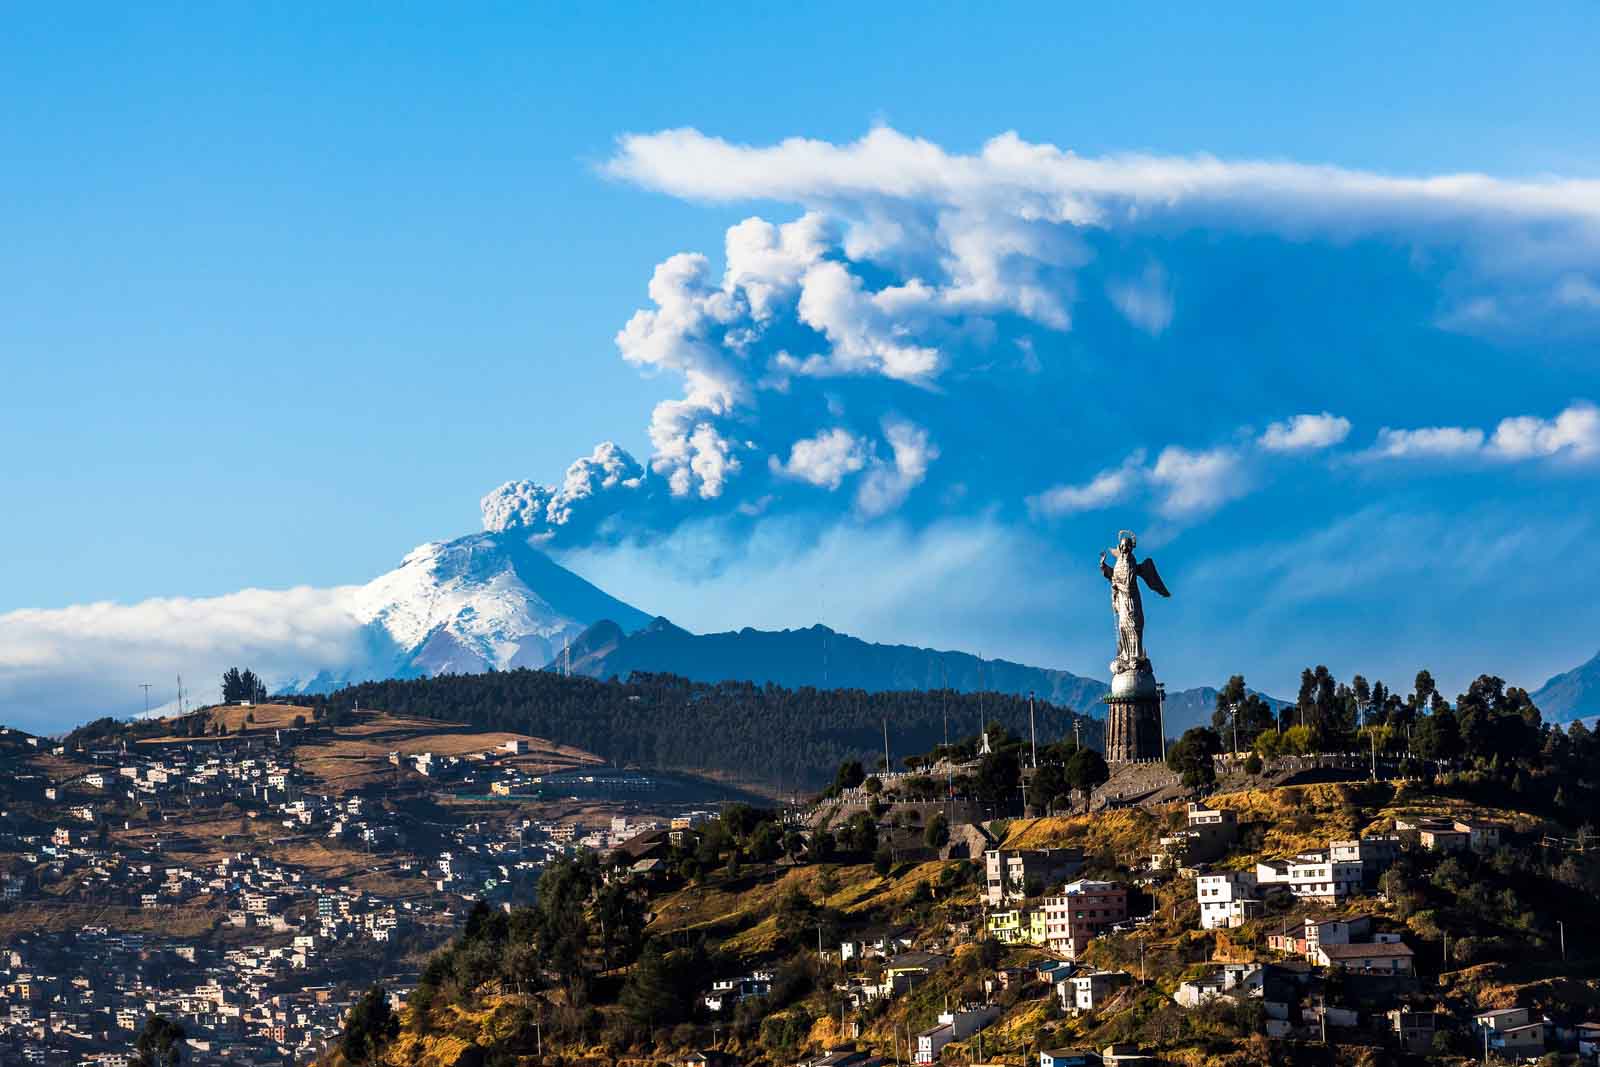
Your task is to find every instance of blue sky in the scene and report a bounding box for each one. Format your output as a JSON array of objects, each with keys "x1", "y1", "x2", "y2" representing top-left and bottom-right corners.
[{"x1": 4, "y1": 6, "x2": 1600, "y2": 724}]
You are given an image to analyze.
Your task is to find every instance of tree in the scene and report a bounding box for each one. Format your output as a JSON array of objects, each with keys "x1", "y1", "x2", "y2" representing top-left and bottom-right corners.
[
  {"x1": 535, "y1": 856, "x2": 595, "y2": 988},
  {"x1": 1065, "y1": 746, "x2": 1110, "y2": 809},
  {"x1": 593, "y1": 882, "x2": 645, "y2": 969},
  {"x1": 339, "y1": 985, "x2": 399, "y2": 1065},
  {"x1": 839, "y1": 812, "x2": 878, "y2": 855},
  {"x1": 873, "y1": 846, "x2": 894, "y2": 876},
  {"x1": 1026, "y1": 761, "x2": 1071, "y2": 814},
  {"x1": 1167, "y1": 727, "x2": 1222, "y2": 790},
  {"x1": 1212, "y1": 675, "x2": 1276, "y2": 749},
  {"x1": 924, "y1": 813, "x2": 950, "y2": 849},
  {"x1": 133, "y1": 1015, "x2": 186, "y2": 1067},
  {"x1": 1412, "y1": 708, "x2": 1461, "y2": 760},
  {"x1": 748, "y1": 821, "x2": 784, "y2": 863},
  {"x1": 618, "y1": 940, "x2": 692, "y2": 1028},
  {"x1": 833, "y1": 759, "x2": 867, "y2": 793},
  {"x1": 974, "y1": 748, "x2": 1022, "y2": 806},
  {"x1": 220, "y1": 667, "x2": 267, "y2": 704},
  {"x1": 1412, "y1": 670, "x2": 1437, "y2": 714}
]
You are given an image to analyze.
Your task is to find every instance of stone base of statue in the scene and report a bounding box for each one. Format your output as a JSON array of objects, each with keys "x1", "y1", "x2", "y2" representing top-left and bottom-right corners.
[{"x1": 1103, "y1": 660, "x2": 1162, "y2": 763}]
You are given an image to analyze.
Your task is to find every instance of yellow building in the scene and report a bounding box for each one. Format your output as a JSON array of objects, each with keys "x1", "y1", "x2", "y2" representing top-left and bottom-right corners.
[{"x1": 987, "y1": 908, "x2": 1048, "y2": 946}]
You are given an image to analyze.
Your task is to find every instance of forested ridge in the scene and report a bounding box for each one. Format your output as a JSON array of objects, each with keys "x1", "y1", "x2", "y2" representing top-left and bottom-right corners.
[{"x1": 280, "y1": 669, "x2": 1102, "y2": 789}]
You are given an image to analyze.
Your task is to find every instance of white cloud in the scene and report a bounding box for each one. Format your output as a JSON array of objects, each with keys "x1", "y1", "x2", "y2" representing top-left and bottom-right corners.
[
  {"x1": 607, "y1": 126, "x2": 1600, "y2": 245},
  {"x1": 769, "y1": 428, "x2": 869, "y2": 490},
  {"x1": 1149, "y1": 445, "x2": 1248, "y2": 518},
  {"x1": 1259, "y1": 412, "x2": 1352, "y2": 452},
  {"x1": 1365, "y1": 402, "x2": 1600, "y2": 462},
  {"x1": 675, "y1": 422, "x2": 741, "y2": 498},
  {"x1": 855, "y1": 418, "x2": 939, "y2": 517},
  {"x1": 1369, "y1": 426, "x2": 1487, "y2": 459},
  {"x1": 1555, "y1": 274, "x2": 1600, "y2": 309},
  {"x1": 0, "y1": 587, "x2": 368, "y2": 733},
  {"x1": 1107, "y1": 263, "x2": 1174, "y2": 336},
  {"x1": 488, "y1": 127, "x2": 1600, "y2": 551},
  {"x1": 1030, "y1": 442, "x2": 1246, "y2": 521},
  {"x1": 791, "y1": 260, "x2": 944, "y2": 383},
  {"x1": 1028, "y1": 451, "x2": 1146, "y2": 516},
  {"x1": 1488, "y1": 402, "x2": 1600, "y2": 460}
]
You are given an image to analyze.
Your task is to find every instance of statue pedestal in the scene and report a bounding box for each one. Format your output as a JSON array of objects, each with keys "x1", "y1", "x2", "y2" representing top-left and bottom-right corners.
[{"x1": 1103, "y1": 663, "x2": 1162, "y2": 763}]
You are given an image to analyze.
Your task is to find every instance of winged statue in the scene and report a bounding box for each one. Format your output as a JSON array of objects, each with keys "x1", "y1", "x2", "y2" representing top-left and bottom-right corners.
[{"x1": 1098, "y1": 530, "x2": 1171, "y2": 674}]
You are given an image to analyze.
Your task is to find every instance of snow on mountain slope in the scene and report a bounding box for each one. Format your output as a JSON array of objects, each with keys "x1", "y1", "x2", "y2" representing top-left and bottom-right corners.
[{"x1": 280, "y1": 530, "x2": 653, "y2": 693}]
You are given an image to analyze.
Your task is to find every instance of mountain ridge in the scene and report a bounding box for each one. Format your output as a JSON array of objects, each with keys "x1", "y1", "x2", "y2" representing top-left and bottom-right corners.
[
  {"x1": 552, "y1": 616, "x2": 1279, "y2": 734},
  {"x1": 1531, "y1": 648, "x2": 1600, "y2": 724}
]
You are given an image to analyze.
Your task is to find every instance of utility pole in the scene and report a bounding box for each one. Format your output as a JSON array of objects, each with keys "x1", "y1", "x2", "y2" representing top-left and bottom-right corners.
[
  {"x1": 1558, "y1": 919, "x2": 1566, "y2": 961},
  {"x1": 1157, "y1": 683, "x2": 1167, "y2": 762},
  {"x1": 883, "y1": 717, "x2": 891, "y2": 776},
  {"x1": 1370, "y1": 721, "x2": 1378, "y2": 782},
  {"x1": 1229, "y1": 702, "x2": 1239, "y2": 758},
  {"x1": 1029, "y1": 692, "x2": 1038, "y2": 768},
  {"x1": 942, "y1": 662, "x2": 953, "y2": 824}
]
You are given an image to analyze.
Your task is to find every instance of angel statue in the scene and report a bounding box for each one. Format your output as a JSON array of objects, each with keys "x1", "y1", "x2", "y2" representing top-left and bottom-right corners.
[{"x1": 1099, "y1": 530, "x2": 1171, "y2": 675}]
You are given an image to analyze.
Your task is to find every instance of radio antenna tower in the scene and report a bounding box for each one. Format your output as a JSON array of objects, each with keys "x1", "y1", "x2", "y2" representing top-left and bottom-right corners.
[
  {"x1": 141, "y1": 684, "x2": 153, "y2": 717},
  {"x1": 822, "y1": 625, "x2": 829, "y2": 688}
]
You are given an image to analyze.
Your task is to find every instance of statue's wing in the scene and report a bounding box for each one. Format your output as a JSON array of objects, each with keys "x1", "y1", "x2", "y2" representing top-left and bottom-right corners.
[{"x1": 1137, "y1": 557, "x2": 1172, "y2": 597}]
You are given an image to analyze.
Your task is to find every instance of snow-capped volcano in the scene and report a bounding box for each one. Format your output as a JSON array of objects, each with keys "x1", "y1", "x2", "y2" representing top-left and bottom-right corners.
[{"x1": 280, "y1": 530, "x2": 653, "y2": 693}]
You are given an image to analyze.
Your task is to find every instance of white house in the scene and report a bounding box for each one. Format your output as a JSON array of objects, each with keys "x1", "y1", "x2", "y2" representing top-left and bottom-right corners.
[
  {"x1": 1195, "y1": 871, "x2": 1260, "y2": 930},
  {"x1": 1062, "y1": 970, "x2": 1130, "y2": 1013},
  {"x1": 1173, "y1": 964, "x2": 1262, "y2": 1008}
]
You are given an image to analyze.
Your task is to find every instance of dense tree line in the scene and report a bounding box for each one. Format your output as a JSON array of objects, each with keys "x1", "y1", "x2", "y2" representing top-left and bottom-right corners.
[
  {"x1": 281, "y1": 670, "x2": 1101, "y2": 789},
  {"x1": 1208, "y1": 667, "x2": 1552, "y2": 762},
  {"x1": 220, "y1": 666, "x2": 268, "y2": 704},
  {"x1": 1202, "y1": 666, "x2": 1599, "y2": 826}
]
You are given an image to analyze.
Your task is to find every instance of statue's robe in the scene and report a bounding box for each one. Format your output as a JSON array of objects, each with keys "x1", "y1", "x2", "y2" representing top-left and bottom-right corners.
[{"x1": 1101, "y1": 553, "x2": 1146, "y2": 669}]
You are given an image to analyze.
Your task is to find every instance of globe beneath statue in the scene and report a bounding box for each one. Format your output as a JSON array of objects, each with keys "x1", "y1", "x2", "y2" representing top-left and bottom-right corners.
[{"x1": 1110, "y1": 664, "x2": 1159, "y2": 700}]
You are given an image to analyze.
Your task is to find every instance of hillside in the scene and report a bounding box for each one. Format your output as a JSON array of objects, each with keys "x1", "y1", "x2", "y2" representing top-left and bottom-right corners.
[
  {"x1": 283, "y1": 669, "x2": 1103, "y2": 792},
  {"x1": 142, "y1": 703, "x2": 605, "y2": 794},
  {"x1": 350, "y1": 759, "x2": 1600, "y2": 1067}
]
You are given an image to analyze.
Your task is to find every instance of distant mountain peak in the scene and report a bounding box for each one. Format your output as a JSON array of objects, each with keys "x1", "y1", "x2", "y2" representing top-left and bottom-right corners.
[
  {"x1": 1532, "y1": 648, "x2": 1600, "y2": 723},
  {"x1": 279, "y1": 530, "x2": 652, "y2": 694}
]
